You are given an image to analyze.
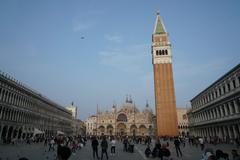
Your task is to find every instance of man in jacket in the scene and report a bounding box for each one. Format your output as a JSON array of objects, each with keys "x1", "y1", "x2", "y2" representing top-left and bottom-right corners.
[{"x1": 92, "y1": 136, "x2": 100, "y2": 159}]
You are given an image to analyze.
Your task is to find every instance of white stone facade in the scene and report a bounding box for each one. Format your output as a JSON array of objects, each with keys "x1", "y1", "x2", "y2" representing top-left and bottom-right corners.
[
  {"x1": 85, "y1": 98, "x2": 154, "y2": 136},
  {"x1": 176, "y1": 108, "x2": 189, "y2": 136},
  {"x1": 0, "y1": 71, "x2": 73, "y2": 142},
  {"x1": 188, "y1": 64, "x2": 240, "y2": 140}
]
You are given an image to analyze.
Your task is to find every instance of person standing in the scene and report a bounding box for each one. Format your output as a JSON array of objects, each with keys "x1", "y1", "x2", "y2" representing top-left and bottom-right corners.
[
  {"x1": 199, "y1": 137, "x2": 205, "y2": 151},
  {"x1": 101, "y1": 136, "x2": 109, "y2": 160},
  {"x1": 123, "y1": 137, "x2": 128, "y2": 152},
  {"x1": 92, "y1": 136, "x2": 100, "y2": 159},
  {"x1": 49, "y1": 138, "x2": 55, "y2": 151},
  {"x1": 110, "y1": 137, "x2": 116, "y2": 155},
  {"x1": 174, "y1": 137, "x2": 182, "y2": 157}
]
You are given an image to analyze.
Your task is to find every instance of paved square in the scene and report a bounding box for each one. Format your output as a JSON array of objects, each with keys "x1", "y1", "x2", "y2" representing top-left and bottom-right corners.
[{"x1": 0, "y1": 140, "x2": 239, "y2": 160}]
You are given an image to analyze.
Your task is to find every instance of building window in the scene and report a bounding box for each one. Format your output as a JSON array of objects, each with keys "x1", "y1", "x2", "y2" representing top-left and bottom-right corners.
[
  {"x1": 215, "y1": 91, "x2": 218, "y2": 98},
  {"x1": 226, "y1": 104, "x2": 230, "y2": 115},
  {"x1": 223, "y1": 86, "x2": 226, "y2": 94},
  {"x1": 227, "y1": 83, "x2": 231, "y2": 91},
  {"x1": 165, "y1": 50, "x2": 168, "y2": 55},
  {"x1": 232, "y1": 79, "x2": 236, "y2": 89},
  {"x1": 231, "y1": 101, "x2": 235, "y2": 114}
]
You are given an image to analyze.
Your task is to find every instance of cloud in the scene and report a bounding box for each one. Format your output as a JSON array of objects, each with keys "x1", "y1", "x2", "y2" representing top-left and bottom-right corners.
[
  {"x1": 99, "y1": 44, "x2": 150, "y2": 73},
  {"x1": 72, "y1": 19, "x2": 95, "y2": 32},
  {"x1": 104, "y1": 34, "x2": 122, "y2": 43}
]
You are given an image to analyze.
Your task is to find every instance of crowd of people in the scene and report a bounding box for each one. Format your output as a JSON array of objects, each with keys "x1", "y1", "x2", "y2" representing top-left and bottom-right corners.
[{"x1": 1, "y1": 134, "x2": 240, "y2": 160}]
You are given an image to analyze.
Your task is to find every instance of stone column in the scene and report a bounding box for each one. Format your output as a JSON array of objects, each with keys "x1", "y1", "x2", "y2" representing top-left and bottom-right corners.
[
  {"x1": 228, "y1": 102, "x2": 233, "y2": 115},
  {"x1": 0, "y1": 125, "x2": 2, "y2": 141},
  {"x1": 208, "y1": 127, "x2": 211, "y2": 137},
  {"x1": 227, "y1": 126, "x2": 232, "y2": 139},
  {"x1": 0, "y1": 107, "x2": 3, "y2": 119},
  {"x1": 216, "y1": 108, "x2": 219, "y2": 118},
  {"x1": 233, "y1": 125, "x2": 238, "y2": 139},
  {"x1": 236, "y1": 76, "x2": 240, "y2": 87},
  {"x1": 220, "y1": 126, "x2": 224, "y2": 139},
  {"x1": 204, "y1": 128, "x2": 207, "y2": 137},
  {"x1": 237, "y1": 124, "x2": 240, "y2": 136},
  {"x1": 233, "y1": 100, "x2": 239, "y2": 113},
  {"x1": 223, "y1": 126, "x2": 227, "y2": 137},
  {"x1": 223, "y1": 104, "x2": 228, "y2": 116},
  {"x1": 220, "y1": 105, "x2": 224, "y2": 117}
]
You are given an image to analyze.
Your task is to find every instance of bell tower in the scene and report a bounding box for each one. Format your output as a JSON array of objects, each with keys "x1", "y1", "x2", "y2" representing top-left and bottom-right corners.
[{"x1": 151, "y1": 11, "x2": 178, "y2": 136}]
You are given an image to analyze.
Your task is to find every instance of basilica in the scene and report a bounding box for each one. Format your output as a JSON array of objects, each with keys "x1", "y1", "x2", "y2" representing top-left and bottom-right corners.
[{"x1": 85, "y1": 96, "x2": 154, "y2": 136}]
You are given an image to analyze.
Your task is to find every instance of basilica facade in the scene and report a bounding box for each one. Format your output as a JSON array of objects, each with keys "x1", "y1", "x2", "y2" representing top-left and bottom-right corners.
[{"x1": 85, "y1": 97, "x2": 154, "y2": 136}]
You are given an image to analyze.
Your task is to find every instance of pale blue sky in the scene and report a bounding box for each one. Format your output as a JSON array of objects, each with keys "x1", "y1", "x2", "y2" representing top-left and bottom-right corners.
[{"x1": 0, "y1": 0, "x2": 240, "y2": 120}]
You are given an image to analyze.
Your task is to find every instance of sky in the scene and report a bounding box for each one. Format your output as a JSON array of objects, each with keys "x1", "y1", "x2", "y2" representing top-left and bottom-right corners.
[{"x1": 0, "y1": 0, "x2": 240, "y2": 120}]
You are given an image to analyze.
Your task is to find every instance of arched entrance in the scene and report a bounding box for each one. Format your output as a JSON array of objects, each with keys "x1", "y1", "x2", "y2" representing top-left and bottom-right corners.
[
  {"x1": 98, "y1": 126, "x2": 105, "y2": 135},
  {"x1": 130, "y1": 125, "x2": 137, "y2": 136},
  {"x1": 117, "y1": 123, "x2": 126, "y2": 136},
  {"x1": 1, "y1": 125, "x2": 8, "y2": 143},
  {"x1": 13, "y1": 128, "x2": 18, "y2": 138},
  {"x1": 18, "y1": 128, "x2": 23, "y2": 139},
  {"x1": 139, "y1": 125, "x2": 147, "y2": 136},
  {"x1": 107, "y1": 125, "x2": 114, "y2": 136},
  {"x1": 7, "y1": 126, "x2": 13, "y2": 142}
]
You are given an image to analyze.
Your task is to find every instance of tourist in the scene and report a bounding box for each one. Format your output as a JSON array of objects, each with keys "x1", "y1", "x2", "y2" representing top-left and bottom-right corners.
[
  {"x1": 49, "y1": 137, "x2": 55, "y2": 151},
  {"x1": 57, "y1": 146, "x2": 72, "y2": 160},
  {"x1": 92, "y1": 136, "x2": 100, "y2": 159},
  {"x1": 201, "y1": 148, "x2": 214, "y2": 160},
  {"x1": 208, "y1": 154, "x2": 217, "y2": 160},
  {"x1": 128, "y1": 139, "x2": 134, "y2": 153},
  {"x1": 152, "y1": 142, "x2": 163, "y2": 159},
  {"x1": 123, "y1": 137, "x2": 128, "y2": 152},
  {"x1": 199, "y1": 137, "x2": 205, "y2": 151},
  {"x1": 145, "y1": 145, "x2": 151, "y2": 157},
  {"x1": 232, "y1": 149, "x2": 240, "y2": 160},
  {"x1": 216, "y1": 149, "x2": 226, "y2": 160},
  {"x1": 101, "y1": 136, "x2": 109, "y2": 160},
  {"x1": 162, "y1": 144, "x2": 171, "y2": 159},
  {"x1": 174, "y1": 137, "x2": 182, "y2": 157},
  {"x1": 110, "y1": 137, "x2": 116, "y2": 155},
  {"x1": 235, "y1": 138, "x2": 240, "y2": 149}
]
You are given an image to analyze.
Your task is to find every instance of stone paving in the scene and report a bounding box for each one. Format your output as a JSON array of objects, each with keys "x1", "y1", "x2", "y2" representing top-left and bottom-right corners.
[{"x1": 0, "y1": 140, "x2": 239, "y2": 160}]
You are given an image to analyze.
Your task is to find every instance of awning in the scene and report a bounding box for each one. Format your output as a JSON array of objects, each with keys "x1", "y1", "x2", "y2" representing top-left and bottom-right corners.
[
  {"x1": 57, "y1": 131, "x2": 65, "y2": 135},
  {"x1": 33, "y1": 128, "x2": 44, "y2": 136}
]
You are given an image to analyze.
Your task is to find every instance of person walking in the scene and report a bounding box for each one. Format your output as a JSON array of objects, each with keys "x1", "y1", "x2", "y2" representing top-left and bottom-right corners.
[
  {"x1": 92, "y1": 136, "x2": 100, "y2": 160},
  {"x1": 174, "y1": 137, "x2": 182, "y2": 157},
  {"x1": 101, "y1": 136, "x2": 109, "y2": 160},
  {"x1": 110, "y1": 137, "x2": 116, "y2": 155}
]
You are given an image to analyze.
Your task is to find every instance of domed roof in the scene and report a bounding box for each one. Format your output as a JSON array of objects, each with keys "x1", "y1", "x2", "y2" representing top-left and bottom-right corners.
[{"x1": 118, "y1": 102, "x2": 140, "y2": 113}]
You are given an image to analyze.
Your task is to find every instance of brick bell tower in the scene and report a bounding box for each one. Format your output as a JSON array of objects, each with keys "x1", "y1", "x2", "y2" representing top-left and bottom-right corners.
[{"x1": 151, "y1": 11, "x2": 178, "y2": 136}]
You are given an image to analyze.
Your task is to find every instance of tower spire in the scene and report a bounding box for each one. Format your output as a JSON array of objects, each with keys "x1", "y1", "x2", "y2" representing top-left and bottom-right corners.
[
  {"x1": 146, "y1": 99, "x2": 149, "y2": 108},
  {"x1": 153, "y1": 11, "x2": 167, "y2": 34}
]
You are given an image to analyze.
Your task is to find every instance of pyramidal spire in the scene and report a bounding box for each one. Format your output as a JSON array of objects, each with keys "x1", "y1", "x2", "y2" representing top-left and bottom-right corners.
[{"x1": 153, "y1": 10, "x2": 167, "y2": 34}]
